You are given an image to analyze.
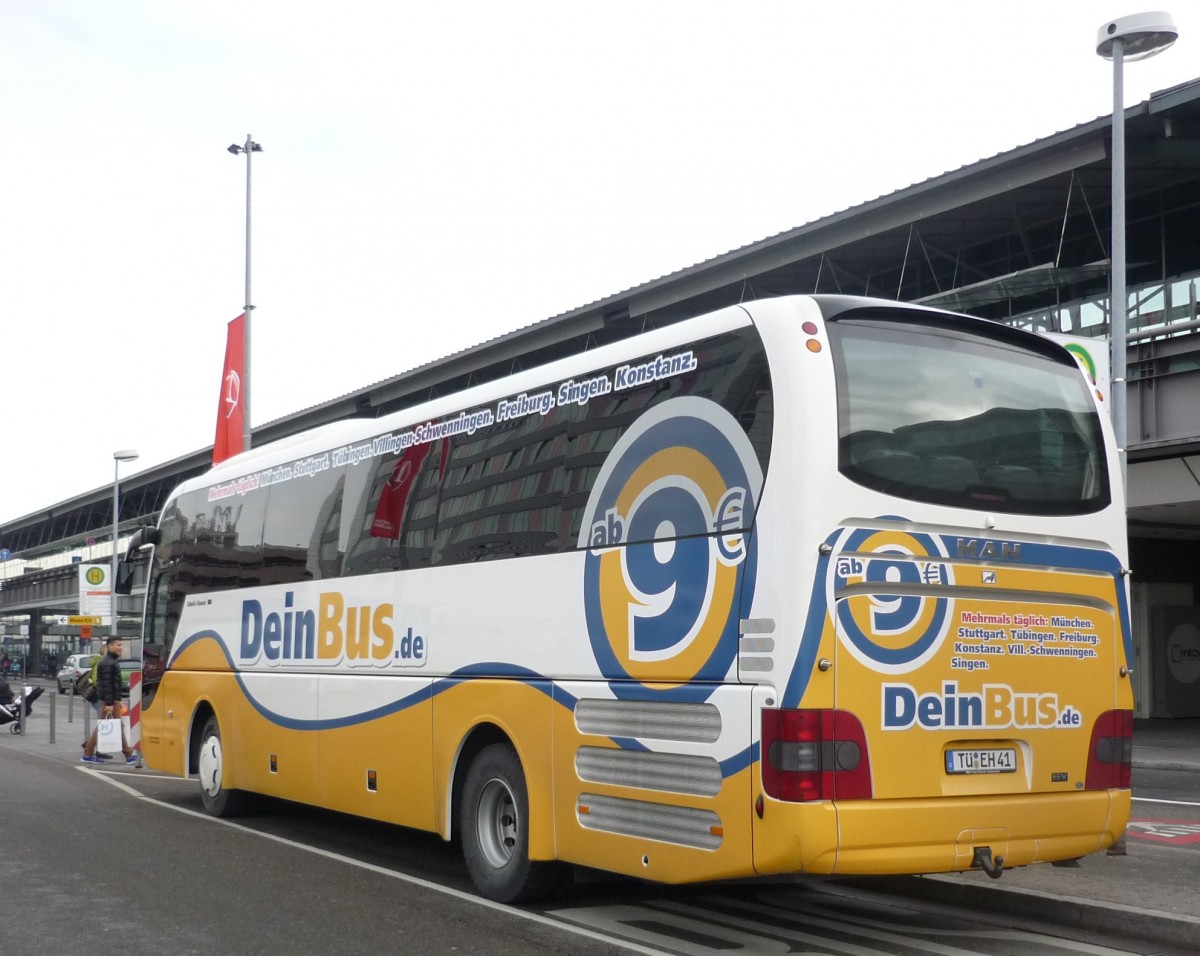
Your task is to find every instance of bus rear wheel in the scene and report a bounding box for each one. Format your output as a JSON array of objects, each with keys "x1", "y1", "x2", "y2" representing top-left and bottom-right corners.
[
  {"x1": 197, "y1": 715, "x2": 247, "y2": 817},
  {"x1": 460, "y1": 742, "x2": 561, "y2": 903}
]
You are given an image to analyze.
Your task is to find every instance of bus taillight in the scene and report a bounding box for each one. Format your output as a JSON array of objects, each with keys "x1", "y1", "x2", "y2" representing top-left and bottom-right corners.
[
  {"x1": 1085, "y1": 709, "x2": 1133, "y2": 790},
  {"x1": 761, "y1": 709, "x2": 872, "y2": 802}
]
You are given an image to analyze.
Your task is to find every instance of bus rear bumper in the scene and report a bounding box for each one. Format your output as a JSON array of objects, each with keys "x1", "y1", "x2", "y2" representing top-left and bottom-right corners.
[{"x1": 753, "y1": 789, "x2": 1131, "y2": 876}]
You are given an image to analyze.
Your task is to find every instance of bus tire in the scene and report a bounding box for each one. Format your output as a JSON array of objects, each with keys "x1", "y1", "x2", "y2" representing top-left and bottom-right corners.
[
  {"x1": 197, "y1": 715, "x2": 247, "y2": 817},
  {"x1": 460, "y1": 742, "x2": 561, "y2": 903}
]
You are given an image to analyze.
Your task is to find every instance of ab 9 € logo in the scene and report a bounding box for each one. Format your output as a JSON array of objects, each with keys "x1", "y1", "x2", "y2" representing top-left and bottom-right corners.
[
  {"x1": 828, "y1": 526, "x2": 955, "y2": 674},
  {"x1": 579, "y1": 397, "x2": 762, "y2": 700}
]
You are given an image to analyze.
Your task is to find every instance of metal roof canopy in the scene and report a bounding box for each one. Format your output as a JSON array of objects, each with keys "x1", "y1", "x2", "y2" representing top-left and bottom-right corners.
[{"x1": 917, "y1": 261, "x2": 1113, "y2": 311}]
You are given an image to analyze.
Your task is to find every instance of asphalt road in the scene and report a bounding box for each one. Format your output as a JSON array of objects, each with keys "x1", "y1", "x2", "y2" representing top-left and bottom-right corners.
[
  {"x1": 1126, "y1": 767, "x2": 1200, "y2": 864},
  {"x1": 1133, "y1": 766, "x2": 1200, "y2": 801},
  {"x1": 0, "y1": 748, "x2": 631, "y2": 955},
  {"x1": 2, "y1": 740, "x2": 1194, "y2": 956}
]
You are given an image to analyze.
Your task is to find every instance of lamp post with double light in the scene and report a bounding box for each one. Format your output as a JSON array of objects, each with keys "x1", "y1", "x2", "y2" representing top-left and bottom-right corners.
[
  {"x1": 111, "y1": 449, "x2": 139, "y2": 638},
  {"x1": 1095, "y1": 12, "x2": 1178, "y2": 486},
  {"x1": 227, "y1": 135, "x2": 263, "y2": 454}
]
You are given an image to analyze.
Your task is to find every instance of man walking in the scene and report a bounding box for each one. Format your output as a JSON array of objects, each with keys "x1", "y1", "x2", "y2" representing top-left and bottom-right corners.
[{"x1": 81, "y1": 636, "x2": 136, "y2": 765}]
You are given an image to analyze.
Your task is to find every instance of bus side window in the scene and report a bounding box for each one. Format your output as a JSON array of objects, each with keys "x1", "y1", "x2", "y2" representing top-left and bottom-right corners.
[
  {"x1": 434, "y1": 411, "x2": 566, "y2": 566},
  {"x1": 169, "y1": 485, "x2": 268, "y2": 592},
  {"x1": 741, "y1": 376, "x2": 773, "y2": 469},
  {"x1": 262, "y1": 465, "x2": 346, "y2": 583},
  {"x1": 342, "y1": 436, "x2": 446, "y2": 575}
]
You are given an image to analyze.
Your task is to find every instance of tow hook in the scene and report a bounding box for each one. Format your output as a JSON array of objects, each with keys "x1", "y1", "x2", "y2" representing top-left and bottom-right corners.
[{"x1": 972, "y1": 846, "x2": 1005, "y2": 879}]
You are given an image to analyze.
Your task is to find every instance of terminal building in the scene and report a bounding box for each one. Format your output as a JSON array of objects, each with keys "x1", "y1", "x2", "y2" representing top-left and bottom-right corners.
[{"x1": 3, "y1": 78, "x2": 1200, "y2": 718}]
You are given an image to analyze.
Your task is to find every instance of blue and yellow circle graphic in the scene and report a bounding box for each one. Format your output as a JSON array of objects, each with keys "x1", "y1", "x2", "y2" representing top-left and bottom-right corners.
[
  {"x1": 579, "y1": 397, "x2": 762, "y2": 700},
  {"x1": 828, "y1": 526, "x2": 954, "y2": 673}
]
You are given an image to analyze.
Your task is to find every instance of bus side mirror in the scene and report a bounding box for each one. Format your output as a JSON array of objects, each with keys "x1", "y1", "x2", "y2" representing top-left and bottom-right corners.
[
  {"x1": 115, "y1": 525, "x2": 161, "y2": 595},
  {"x1": 115, "y1": 560, "x2": 137, "y2": 595},
  {"x1": 126, "y1": 526, "x2": 161, "y2": 553}
]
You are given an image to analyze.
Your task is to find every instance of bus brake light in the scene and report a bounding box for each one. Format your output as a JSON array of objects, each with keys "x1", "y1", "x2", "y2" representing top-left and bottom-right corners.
[
  {"x1": 761, "y1": 709, "x2": 872, "y2": 802},
  {"x1": 1085, "y1": 709, "x2": 1132, "y2": 790}
]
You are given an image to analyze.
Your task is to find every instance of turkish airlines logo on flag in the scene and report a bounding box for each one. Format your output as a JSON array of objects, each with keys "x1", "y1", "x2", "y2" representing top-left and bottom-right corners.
[
  {"x1": 370, "y1": 439, "x2": 450, "y2": 539},
  {"x1": 224, "y1": 368, "x2": 241, "y2": 420},
  {"x1": 213, "y1": 314, "x2": 246, "y2": 465}
]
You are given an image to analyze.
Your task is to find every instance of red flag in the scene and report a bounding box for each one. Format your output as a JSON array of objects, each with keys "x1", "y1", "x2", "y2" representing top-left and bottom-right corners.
[
  {"x1": 213, "y1": 314, "x2": 246, "y2": 465},
  {"x1": 370, "y1": 439, "x2": 450, "y2": 539},
  {"x1": 371, "y1": 442, "x2": 434, "y2": 539}
]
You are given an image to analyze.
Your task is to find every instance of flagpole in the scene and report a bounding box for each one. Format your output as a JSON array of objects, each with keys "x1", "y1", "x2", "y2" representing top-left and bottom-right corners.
[{"x1": 227, "y1": 135, "x2": 262, "y2": 453}]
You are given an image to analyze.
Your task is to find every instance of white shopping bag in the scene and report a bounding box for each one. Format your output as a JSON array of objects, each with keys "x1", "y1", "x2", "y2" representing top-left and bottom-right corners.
[{"x1": 96, "y1": 717, "x2": 123, "y2": 755}]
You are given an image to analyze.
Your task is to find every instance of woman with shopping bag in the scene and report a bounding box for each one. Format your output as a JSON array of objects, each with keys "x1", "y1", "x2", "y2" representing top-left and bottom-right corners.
[{"x1": 81, "y1": 637, "x2": 136, "y2": 765}]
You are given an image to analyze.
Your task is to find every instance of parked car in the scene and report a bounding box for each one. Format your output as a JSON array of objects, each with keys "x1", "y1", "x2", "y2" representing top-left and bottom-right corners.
[
  {"x1": 117, "y1": 659, "x2": 139, "y2": 692},
  {"x1": 56, "y1": 652, "x2": 97, "y2": 694}
]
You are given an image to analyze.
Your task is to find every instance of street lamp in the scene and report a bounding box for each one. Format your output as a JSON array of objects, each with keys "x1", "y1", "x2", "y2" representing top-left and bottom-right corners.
[
  {"x1": 1096, "y1": 12, "x2": 1178, "y2": 487},
  {"x1": 227, "y1": 135, "x2": 263, "y2": 453},
  {"x1": 111, "y1": 449, "x2": 139, "y2": 639}
]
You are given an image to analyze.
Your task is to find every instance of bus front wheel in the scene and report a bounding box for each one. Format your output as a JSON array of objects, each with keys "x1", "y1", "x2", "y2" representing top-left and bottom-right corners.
[
  {"x1": 197, "y1": 715, "x2": 246, "y2": 817},
  {"x1": 460, "y1": 742, "x2": 561, "y2": 903}
]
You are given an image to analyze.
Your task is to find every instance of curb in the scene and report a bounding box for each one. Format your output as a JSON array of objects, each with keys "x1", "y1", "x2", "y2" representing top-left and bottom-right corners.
[
  {"x1": 1132, "y1": 757, "x2": 1200, "y2": 773},
  {"x1": 847, "y1": 874, "x2": 1200, "y2": 951}
]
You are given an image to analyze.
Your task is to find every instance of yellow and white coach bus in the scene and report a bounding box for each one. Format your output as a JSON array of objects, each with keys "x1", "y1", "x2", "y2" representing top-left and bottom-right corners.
[{"x1": 123, "y1": 294, "x2": 1133, "y2": 902}]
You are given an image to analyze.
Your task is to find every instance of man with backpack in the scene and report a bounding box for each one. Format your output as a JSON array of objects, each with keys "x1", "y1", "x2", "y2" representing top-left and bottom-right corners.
[{"x1": 81, "y1": 637, "x2": 136, "y2": 765}]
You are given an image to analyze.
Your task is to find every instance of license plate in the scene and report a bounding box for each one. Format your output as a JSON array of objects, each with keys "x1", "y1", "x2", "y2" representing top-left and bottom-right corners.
[{"x1": 945, "y1": 748, "x2": 1017, "y2": 774}]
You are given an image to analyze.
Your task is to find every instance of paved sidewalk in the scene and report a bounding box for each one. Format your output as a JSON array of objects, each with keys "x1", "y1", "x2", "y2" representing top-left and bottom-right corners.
[
  {"x1": 1131, "y1": 717, "x2": 1200, "y2": 773},
  {"x1": 5, "y1": 683, "x2": 1200, "y2": 950},
  {"x1": 2, "y1": 682, "x2": 122, "y2": 762}
]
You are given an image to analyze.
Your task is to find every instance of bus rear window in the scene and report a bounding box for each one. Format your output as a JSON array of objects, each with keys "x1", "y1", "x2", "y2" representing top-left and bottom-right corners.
[{"x1": 830, "y1": 316, "x2": 1110, "y2": 516}]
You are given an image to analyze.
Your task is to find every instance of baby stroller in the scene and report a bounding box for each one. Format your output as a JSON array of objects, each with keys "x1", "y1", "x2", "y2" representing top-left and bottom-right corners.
[{"x1": 0, "y1": 683, "x2": 43, "y2": 734}]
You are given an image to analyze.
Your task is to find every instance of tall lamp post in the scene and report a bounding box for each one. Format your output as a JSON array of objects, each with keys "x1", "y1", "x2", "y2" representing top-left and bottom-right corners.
[
  {"x1": 227, "y1": 135, "x2": 263, "y2": 454},
  {"x1": 1095, "y1": 12, "x2": 1178, "y2": 488},
  {"x1": 111, "y1": 449, "x2": 139, "y2": 639}
]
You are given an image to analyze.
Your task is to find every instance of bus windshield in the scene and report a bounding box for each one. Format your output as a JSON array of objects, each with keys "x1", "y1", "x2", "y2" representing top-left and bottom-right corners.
[{"x1": 832, "y1": 315, "x2": 1110, "y2": 515}]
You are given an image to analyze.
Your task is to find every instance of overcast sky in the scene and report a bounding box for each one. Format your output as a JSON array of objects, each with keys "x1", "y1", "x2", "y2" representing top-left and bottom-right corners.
[{"x1": 1, "y1": 1, "x2": 1194, "y2": 526}]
